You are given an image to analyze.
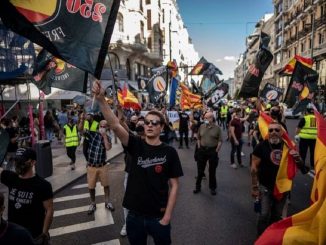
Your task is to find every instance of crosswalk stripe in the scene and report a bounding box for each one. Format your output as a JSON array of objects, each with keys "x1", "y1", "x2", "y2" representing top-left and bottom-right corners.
[
  {"x1": 50, "y1": 204, "x2": 114, "y2": 237},
  {"x1": 54, "y1": 203, "x2": 105, "y2": 217},
  {"x1": 72, "y1": 183, "x2": 89, "y2": 189},
  {"x1": 54, "y1": 186, "x2": 104, "y2": 203},
  {"x1": 92, "y1": 239, "x2": 120, "y2": 245}
]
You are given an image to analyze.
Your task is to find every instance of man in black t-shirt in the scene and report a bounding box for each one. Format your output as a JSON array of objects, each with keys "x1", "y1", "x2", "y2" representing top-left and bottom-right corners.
[
  {"x1": 0, "y1": 148, "x2": 53, "y2": 243},
  {"x1": 92, "y1": 80, "x2": 183, "y2": 245},
  {"x1": 0, "y1": 192, "x2": 34, "y2": 245},
  {"x1": 178, "y1": 109, "x2": 190, "y2": 149},
  {"x1": 251, "y1": 122, "x2": 299, "y2": 236}
]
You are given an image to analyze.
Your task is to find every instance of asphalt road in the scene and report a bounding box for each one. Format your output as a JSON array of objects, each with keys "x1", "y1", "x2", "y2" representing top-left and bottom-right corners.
[{"x1": 50, "y1": 118, "x2": 314, "y2": 245}]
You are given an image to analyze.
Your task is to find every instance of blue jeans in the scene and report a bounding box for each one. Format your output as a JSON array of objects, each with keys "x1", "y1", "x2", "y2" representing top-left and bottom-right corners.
[{"x1": 126, "y1": 212, "x2": 171, "y2": 245}]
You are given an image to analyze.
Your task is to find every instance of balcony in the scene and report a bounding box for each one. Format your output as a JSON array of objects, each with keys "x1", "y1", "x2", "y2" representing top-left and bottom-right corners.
[
  {"x1": 315, "y1": 17, "x2": 326, "y2": 29},
  {"x1": 304, "y1": 0, "x2": 313, "y2": 10},
  {"x1": 313, "y1": 42, "x2": 326, "y2": 57}
]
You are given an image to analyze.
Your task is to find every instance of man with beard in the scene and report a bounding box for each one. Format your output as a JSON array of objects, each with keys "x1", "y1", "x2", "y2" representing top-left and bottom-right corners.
[
  {"x1": 92, "y1": 80, "x2": 183, "y2": 245},
  {"x1": 128, "y1": 115, "x2": 138, "y2": 132},
  {"x1": 251, "y1": 122, "x2": 299, "y2": 236}
]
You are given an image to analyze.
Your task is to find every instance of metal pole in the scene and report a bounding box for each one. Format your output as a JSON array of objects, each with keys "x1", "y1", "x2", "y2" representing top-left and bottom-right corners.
[
  {"x1": 169, "y1": 9, "x2": 172, "y2": 62},
  {"x1": 311, "y1": 13, "x2": 315, "y2": 60}
]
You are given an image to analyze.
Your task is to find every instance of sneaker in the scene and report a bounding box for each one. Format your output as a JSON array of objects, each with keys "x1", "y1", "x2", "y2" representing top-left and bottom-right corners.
[
  {"x1": 230, "y1": 163, "x2": 238, "y2": 169},
  {"x1": 178, "y1": 146, "x2": 183, "y2": 149},
  {"x1": 87, "y1": 204, "x2": 96, "y2": 215},
  {"x1": 210, "y1": 189, "x2": 217, "y2": 196},
  {"x1": 193, "y1": 188, "x2": 201, "y2": 194},
  {"x1": 241, "y1": 152, "x2": 245, "y2": 157},
  {"x1": 239, "y1": 163, "x2": 244, "y2": 168},
  {"x1": 105, "y1": 202, "x2": 115, "y2": 211},
  {"x1": 71, "y1": 164, "x2": 76, "y2": 170},
  {"x1": 120, "y1": 224, "x2": 127, "y2": 236}
]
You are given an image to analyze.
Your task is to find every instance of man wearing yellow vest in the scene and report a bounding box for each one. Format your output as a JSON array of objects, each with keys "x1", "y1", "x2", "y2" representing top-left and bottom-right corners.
[
  {"x1": 295, "y1": 104, "x2": 317, "y2": 170},
  {"x1": 78, "y1": 112, "x2": 99, "y2": 162},
  {"x1": 220, "y1": 103, "x2": 228, "y2": 130},
  {"x1": 64, "y1": 118, "x2": 79, "y2": 170}
]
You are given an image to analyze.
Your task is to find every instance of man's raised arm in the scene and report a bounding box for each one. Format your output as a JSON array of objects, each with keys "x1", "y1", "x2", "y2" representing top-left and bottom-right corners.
[{"x1": 92, "y1": 80, "x2": 129, "y2": 146}]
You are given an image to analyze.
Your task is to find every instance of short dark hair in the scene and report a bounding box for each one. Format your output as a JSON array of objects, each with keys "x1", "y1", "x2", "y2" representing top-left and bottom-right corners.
[{"x1": 145, "y1": 110, "x2": 165, "y2": 125}]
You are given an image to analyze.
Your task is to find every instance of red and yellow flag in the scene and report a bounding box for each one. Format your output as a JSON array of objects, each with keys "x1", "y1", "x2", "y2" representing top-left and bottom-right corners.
[
  {"x1": 257, "y1": 112, "x2": 297, "y2": 200},
  {"x1": 179, "y1": 83, "x2": 202, "y2": 109},
  {"x1": 255, "y1": 110, "x2": 326, "y2": 245},
  {"x1": 117, "y1": 88, "x2": 141, "y2": 110},
  {"x1": 279, "y1": 55, "x2": 313, "y2": 76}
]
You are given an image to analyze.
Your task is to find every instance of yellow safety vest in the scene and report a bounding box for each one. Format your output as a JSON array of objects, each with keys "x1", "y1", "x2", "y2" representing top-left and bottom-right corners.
[
  {"x1": 64, "y1": 125, "x2": 79, "y2": 147},
  {"x1": 221, "y1": 106, "x2": 228, "y2": 118},
  {"x1": 299, "y1": 115, "x2": 317, "y2": 140},
  {"x1": 83, "y1": 120, "x2": 99, "y2": 132}
]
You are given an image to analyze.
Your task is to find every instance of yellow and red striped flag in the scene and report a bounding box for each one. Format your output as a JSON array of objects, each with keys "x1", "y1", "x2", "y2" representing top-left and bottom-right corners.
[
  {"x1": 255, "y1": 110, "x2": 326, "y2": 245},
  {"x1": 257, "y1": 112, "x2": 297, "y2": 200},
  {"x1": 179, "y1": 83, "x2": 202, "y2": 109},
  {"x1": 279, "y1": 55, "x2": 313, "y2": 76},
  {"x1": 117, "y1": 88, "x2": 141, "y2": 110}
]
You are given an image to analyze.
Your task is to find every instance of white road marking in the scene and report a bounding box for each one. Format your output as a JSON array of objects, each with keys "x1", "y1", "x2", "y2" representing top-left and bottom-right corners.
[
  {"x1": 72, "y1": 183, "x2": 90, "y2": 189},
  {"x1": 92, "y1": 239, "x2": 121, "y2": 245},
  {"x1": 50, "y1": 204, "x2": 114, "y2": 237},
  {"x1": 54, "y1": 203, "x2": 105, "y2": 217},
  {"x1": 54, "y1": 186, "x2": 104, "y2": 203}
]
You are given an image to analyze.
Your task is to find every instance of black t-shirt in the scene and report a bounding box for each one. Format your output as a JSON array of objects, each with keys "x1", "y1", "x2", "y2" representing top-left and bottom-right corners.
[
  {"x1": 1, "y1": 171, "x2": 53, "y2": 238},
  {"x1": 123, "y1": 134, "x2": 183, "y2": 218},
  {"x1": 252, "y1": 140, "x2": 283, "y2": 191},
  {"x1": 5, "y1": 128, "x2": 18, "y2": 153},
  {"x1": 179, "y1": 112, "x2": 189, "y2": 130},
  {"x1": 0, "y1": 220, "x2": 34, "y2": 245}
]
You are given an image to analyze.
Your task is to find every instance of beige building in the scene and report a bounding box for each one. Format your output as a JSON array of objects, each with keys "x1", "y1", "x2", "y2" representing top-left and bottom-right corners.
[{"x1": 273, "y1": 0, "x2": 326, "y2": 95}]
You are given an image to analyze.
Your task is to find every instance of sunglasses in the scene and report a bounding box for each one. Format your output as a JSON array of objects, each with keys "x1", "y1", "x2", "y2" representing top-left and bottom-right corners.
[
  {"x1": 268, "y1": 128, "x2": 281, "y2": 133},
  {"x1": 144, "y1": 119, "x2": 161, "y2": 126}
]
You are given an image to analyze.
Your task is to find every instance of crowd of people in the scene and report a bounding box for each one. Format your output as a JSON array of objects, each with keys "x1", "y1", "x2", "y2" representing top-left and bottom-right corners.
[{"x1": 0, "y1": 79, "x2": 322, "y2": 244}]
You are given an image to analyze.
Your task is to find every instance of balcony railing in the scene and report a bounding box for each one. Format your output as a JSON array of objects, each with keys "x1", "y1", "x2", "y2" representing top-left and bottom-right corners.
[
  {"x1": 304, "y1": 0, "x2": 313, "y2": 10},
  {"x1": 315, "y1": 17, "x2": 326, "y2": 29}
]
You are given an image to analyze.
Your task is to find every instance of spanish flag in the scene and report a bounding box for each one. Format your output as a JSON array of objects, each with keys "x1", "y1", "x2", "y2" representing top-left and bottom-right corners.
[
  {"x1": 279, "y1": 55, "x2": 313, "y2": 76},
  {"x1": 117, "y1": 87, "x2": 141, "y2": 110},
  {"x1": 257, "y1": 112, "x2": 297, "y2": 200},
  {"x1": 255, "y1": 110, "x2": 326, "y2": 245}
]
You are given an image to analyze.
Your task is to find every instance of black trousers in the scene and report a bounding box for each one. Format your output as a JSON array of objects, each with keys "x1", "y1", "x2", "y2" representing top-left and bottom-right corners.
[
  {"x1": 299, "y1": 138, "x2": 316, "y2": 168},
  {"x1": 196, "y1": 147, "x2": 219, "y2": 190},
  {"x1": 179, "y1": 129, "x2": 189, "y2": 147},
  {"x1": 83, "y1": 140, "x2": 89, "y2": 161},
  {"x1": 66, "y1": 146, "x2": 77, "y2": 163}
]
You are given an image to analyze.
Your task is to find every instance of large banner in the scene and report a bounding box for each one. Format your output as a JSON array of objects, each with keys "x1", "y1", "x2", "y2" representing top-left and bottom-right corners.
[
  {"x1": 204, "y1": 82, "x2": 229, "y2": 108},
  {"x1": 33, "y1": 49, "x2": 87, "y2": 94},
  {"x1": 0, "y1": 0, "x2": 120, "y2": 78},
  {"x1": 259, "y1": 83, "x2": 284, "y2": 101},
  {"x1": 238, "y1": 48, "x2": 273, "y2": 99}
]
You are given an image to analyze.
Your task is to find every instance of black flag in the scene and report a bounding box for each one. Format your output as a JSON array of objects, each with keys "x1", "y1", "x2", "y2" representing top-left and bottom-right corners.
[
  {"x1": 32, "y1": 49, "x2": 87, "y2": 95},
  {"x1": 0, "y1": 0, "x2": 120, "y2": 78}
]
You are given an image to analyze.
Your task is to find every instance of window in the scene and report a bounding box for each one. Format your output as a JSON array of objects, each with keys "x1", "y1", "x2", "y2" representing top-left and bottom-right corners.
[
  {"x1": 308, "y1": 38, "x2": 312, "y2": 50},
  {"x1": 147, "y1": 10, "x2": 152, "y2": 30},
  {"x1": 301, "y1": 41, "x2": 305, "y2": 52},
  {"x1": 318, "y1": 32, "x2": 325, "y2": 45},
  {"x1": 140, "y1": 21, "x2": 144, "y2": 40},
  {"x1": 126, "y1": 59, "x2": 131, "y2": 80},
  {"x1": 276, "y1": 52, "x2": 281, "y2": 64},
  {"x1": 162, "y1": 10, "x2": 165, "y2": 23},
  {"x1": 147, "y1": 37, "x2": 152, "y2": 49},
  {"x1": 145, "y1": 0, "x2": 150, "y2": 4},
  {"x1": 104, "y1": 52, "x2": 120, "y2": 69},
  {"x1": 288, "y1": 50, "x2": 291, "y2": 58},
  {"x1": 117, "y1": 13, "x2": 124, "y2": 32},
  {"x1": 294, "y1": 47, "x2": 297, "y2": 55}
]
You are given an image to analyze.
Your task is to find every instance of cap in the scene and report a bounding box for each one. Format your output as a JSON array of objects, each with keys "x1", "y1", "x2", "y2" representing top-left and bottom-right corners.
[{"x1": 15, "y1": 148, "x2": 37, "y2": 163}]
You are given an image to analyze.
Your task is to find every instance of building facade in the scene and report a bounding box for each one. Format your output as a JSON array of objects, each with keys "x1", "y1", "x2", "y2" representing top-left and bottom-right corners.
[{"x1": 273, "y1": 0, "x2": 326, "y2": 92}]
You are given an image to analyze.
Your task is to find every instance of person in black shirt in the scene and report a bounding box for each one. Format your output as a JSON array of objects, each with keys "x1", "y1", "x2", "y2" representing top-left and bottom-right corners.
[
  {"x1": 0, "y1": 192, "x2": 34, "y2": 245},
  {"x1": 92, "y1": 80, "x2": 183, "y2": 245},
  {"x1": 178, "y1": 109, "x2": 190, "y2": 149},
  {"x1": 0, "y1": 147, "x2": 53, "y2": 244},
  {"x1": 251, "y1": 122, "x2": 300, "y2": 236}
]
